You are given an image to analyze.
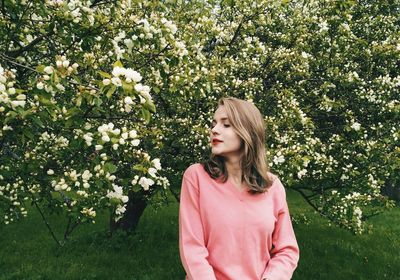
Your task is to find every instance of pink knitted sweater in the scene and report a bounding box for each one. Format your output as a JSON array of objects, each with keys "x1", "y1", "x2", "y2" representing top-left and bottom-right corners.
[{"x1": 179, "y1": 163, "x2": 299, "y2": 280}]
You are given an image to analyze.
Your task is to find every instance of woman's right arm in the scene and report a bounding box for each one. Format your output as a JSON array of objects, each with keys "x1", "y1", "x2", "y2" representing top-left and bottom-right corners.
[{"x1": 179, "y1": 170, "x2": 217, "y2": 280}]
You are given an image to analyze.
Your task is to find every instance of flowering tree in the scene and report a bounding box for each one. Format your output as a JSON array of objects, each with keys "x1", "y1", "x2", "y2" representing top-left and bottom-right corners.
[
  {"x1": 0, "y1": 0, "x2": 398, "y2": 245},
  {"x1": 157, "y1": 0, "x2": 399, "y2": 234},
  {"x1": 0, "y1": 0, "x2": 177, "y2": 244}
]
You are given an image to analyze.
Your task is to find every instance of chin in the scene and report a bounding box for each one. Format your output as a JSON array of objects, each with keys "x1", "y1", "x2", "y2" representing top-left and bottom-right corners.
[{"x1": 211, "y1": 149, "x2": 223, "y2": 155}]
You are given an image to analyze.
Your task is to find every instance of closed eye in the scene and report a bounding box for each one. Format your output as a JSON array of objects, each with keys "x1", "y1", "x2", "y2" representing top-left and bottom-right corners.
[{"x1": 211, "y1": 123, "x2": 230, "y2": 128}]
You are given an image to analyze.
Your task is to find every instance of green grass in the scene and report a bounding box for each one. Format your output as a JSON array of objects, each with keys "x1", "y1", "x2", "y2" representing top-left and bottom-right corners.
[
  {"x1": 287, "y1": 190, "x2": 400, "y2": 280},
  {"x1": 0, "y1": 189, "x2": 399, "y2": 280}
]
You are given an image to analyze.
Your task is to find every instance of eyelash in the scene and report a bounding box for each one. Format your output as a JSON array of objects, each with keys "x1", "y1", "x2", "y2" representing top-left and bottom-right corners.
[{"x1": 211, "y1": 124, "x2": 230, "y2": 128}]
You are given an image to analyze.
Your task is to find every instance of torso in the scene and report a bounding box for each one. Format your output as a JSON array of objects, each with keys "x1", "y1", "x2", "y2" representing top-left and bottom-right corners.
[{"x1": 228, "y1": 178, "x2": 248, "y2": 192}]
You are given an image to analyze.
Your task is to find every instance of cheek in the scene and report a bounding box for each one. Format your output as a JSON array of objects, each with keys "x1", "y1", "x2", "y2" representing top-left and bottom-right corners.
[{"x1": 228, "y1": 132, "x2": 242, "y2": 146}]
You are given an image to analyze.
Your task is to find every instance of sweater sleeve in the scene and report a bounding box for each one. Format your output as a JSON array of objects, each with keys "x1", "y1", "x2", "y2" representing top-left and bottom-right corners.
[
  {"x1": 262, "y1": 178, "x2": 300, "y2": 280},
  {"x1": 179, "y1": 169, "x2": 217, "y2": 280}
]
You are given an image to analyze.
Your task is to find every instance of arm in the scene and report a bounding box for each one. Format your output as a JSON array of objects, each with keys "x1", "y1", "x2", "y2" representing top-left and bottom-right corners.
[
  {"x1": 179, "y1": 171, "x2": 217, "y2": 280},
  {"x1": 262, "y1": 179, "x2": 300, "y2": 280}
]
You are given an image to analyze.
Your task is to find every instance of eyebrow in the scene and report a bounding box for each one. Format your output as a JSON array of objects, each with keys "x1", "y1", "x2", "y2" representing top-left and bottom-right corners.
[{"x1": 212, "y1": 117, "x2": 229, "y2": 122}]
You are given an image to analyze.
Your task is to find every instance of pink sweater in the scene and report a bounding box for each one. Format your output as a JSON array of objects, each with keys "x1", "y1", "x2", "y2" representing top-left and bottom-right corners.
[{"x1": 179, "y1": 163, "x2": 299, "y2": 280}]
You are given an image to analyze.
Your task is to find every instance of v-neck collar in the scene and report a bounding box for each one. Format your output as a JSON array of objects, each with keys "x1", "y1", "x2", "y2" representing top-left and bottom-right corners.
[{"x1": 226, "y1": 178, "x2": 249, "y2": 195}]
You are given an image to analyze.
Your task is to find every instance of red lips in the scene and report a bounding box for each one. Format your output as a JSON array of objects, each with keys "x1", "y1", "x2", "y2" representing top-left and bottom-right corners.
[{"x1": 212, "y1": 138, "x2": 223, "y2": 145}]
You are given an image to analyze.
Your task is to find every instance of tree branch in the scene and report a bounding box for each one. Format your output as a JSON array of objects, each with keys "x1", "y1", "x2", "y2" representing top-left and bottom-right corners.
[
  {"x1": 33, "y1": 199, "x2": 63, "y2": 247},
  {"x1": 222, "y1": 20, "x2": 243, "y2": 58},
  {"x1": 1, "y1": 0, "x2": 6, "y2": 16},
  {"x1": 6, "y1": 30, "x2": 54, "y2": 58},
  {"x1": 0, "y1": 53, "x2": 39, "y2": 73},
  {"x1": 137, "y1": 44, "x2": 171, "y2": 70}
]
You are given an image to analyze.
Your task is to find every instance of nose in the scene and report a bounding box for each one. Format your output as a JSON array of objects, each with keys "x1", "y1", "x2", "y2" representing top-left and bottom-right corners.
[{"x1": 211, "y1": 124, "x2": 220, "y2": 135}]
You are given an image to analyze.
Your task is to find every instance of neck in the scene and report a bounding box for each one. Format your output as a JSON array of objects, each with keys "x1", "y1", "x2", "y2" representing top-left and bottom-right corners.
[{"x1": 224, "y1": 157, "x2": 242, "y2": 183}]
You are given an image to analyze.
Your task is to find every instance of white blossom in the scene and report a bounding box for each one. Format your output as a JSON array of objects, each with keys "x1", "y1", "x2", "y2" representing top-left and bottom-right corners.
[
  {"x1": 125, "y1": 68, "x2": 142, "y2": 82},
  {"x1": 152, "y1": 158, "x2": 162, "y2": 170},
  {"x1": 351, "y1": 122, "x2": 361, "y2": 131},
  {"x1": 148, "y1": 167, "x2": 157, "y2": 177},
  {"x1": 43, "y1": 66, "x2": 53, "y2": 74},
  {"x1": 139, "y1": 177, "x2": 154, "y2": 191},
  {"x1": 124, "y1": 96, "x2": 134, "y2": 105}
]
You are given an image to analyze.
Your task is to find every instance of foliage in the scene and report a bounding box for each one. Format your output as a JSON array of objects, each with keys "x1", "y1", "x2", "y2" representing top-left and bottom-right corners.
[{"x1": 0, "y1": 0, "x2": 399, "y2": 239}]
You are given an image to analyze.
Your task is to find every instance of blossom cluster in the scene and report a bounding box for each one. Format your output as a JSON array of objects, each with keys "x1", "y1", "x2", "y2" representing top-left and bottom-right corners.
[
  {"x1": 0, "y1": 65, "x2": 26, "y2": 135},
  {"x1": 322, "y1": 190, "x2": 376, "y2": 234},
  {"x1": 82, "y1": 122, "x2": 140, "y2": 151}
]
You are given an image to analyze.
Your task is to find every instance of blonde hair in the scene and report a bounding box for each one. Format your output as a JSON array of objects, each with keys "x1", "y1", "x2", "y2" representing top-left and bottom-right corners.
[{"x1": 202, "y1": 97, "x2": 274, "y2": 194}]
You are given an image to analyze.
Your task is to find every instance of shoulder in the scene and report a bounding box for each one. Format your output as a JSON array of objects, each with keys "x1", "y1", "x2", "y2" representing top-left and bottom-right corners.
[
  {"x1": 184, "y1": 162, "x2": 204, "y2": 174},
  {"x1": 183, "y1": 163, "x2": 205, "y2": 177},
  {"x1": 267, "y1": 171, "x2": 286, "y2": 197},
  {"x1": 181, "y1": 163, "x2": 207, "y2": 192},
  {"x1": 267, "y1": 171, "x2": 279, "y2": 182},
  {"x1": 182, "y1": 163, "x2": 207, "y2": 183}
]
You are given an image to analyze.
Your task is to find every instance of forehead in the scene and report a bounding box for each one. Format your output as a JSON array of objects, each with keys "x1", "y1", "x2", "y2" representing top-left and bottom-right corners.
[{"x1": 212, "y1": 106, "x2": 229, "y2": 122}]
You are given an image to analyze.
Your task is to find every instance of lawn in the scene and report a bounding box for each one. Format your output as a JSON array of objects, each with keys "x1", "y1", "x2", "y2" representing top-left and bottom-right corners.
[{"x1": 0, "y1": 189, "x2": 399, "y2": 280}]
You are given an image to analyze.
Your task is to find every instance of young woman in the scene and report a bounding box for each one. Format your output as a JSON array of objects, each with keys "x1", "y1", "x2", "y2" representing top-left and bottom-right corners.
[{"x1": 179, "y1": 97, "x2": 299, "y2": 280}]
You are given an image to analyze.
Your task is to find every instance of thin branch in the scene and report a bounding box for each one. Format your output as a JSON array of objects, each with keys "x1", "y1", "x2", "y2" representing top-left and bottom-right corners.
[
  {"x1": 64, "y1": 217, "x2": 72, "y2": 240},
  {"x1": 84, "y1": 115, "x2": 140, "y2": 121},
  {"x1": 137, "y1": 44, "x2": 171, "y2": 70},
  {"x1": 6, "y1": 30, "x2": 55, "y2": 58},
  {"x1": 0, "y1": 53, "x2": 39, "y2": 73},
  {"x1": 33, "y1": 199, "x2": 63, "y2": 247},
  {"x1": 64, "y1": 218, "x2": 80, "y2": 240},
  {"x1": 222, "y1": 20, "x2": 244, "y2": 57},
  {"x1": 292, "y1": 188, "x2": 319, "y2": 212},
  {"x1": 1, "y1": 0, "x2": 6, "y2": 15},
  {"x1": 363, "y1": 211, "x2": 381, "y2": 220}
]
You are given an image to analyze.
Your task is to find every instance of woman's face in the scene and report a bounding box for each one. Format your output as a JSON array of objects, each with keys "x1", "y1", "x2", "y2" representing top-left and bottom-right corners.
[{"x1": 210, "y1": 105, "x2": 243, "y2": 158}]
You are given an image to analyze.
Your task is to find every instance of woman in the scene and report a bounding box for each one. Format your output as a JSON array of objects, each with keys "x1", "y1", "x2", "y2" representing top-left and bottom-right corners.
[{"x1": 179, "y1": 97, "x2": 299, "y2": 280}]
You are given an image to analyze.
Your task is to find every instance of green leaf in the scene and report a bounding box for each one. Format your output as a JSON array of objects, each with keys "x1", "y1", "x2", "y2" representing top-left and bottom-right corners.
[
  {"x1": 132, "y1": 164, "x2": 145, "y2": 172},
  {"x1": 98, "y1": 71, "x2": 111, "y2": 78},
  {"x1": 66, "y1": 107, "x2": 81, "y2": 117},
  {"x1": 106, "y1": 85, "x2": 117, "y2": 99},
  {"x1": 39, "y1": 96, "x2": 53, "y2": 106},
  {"x1": 72, "y1": 75, "x2": 82, "y2": 84},
  {"x1": 146, "y1": 100, "x2": 156, "y2": 113},
  {"x1": 65, "y1": 118, "x2": 74, "y2": 128},
  {"x1": 94, "y1": 97, "x2": 103, "y2": 107},
  {"x1": 36, "y1": 65, "x2": 45, "y2": 73},
  {"x1": 50, "y1": 191, "x2": 62, "y2": 200},
  {"x1": 31, "y1": 116, "x2": 45, "y2": 128},
  {"x1": 206, "y1": 82, "x2": 211, "y2": 93},
  {"x1": 20, "y1": 108, "x2": 33, "y2": 119},
  {"x1": 113, "y1": 60, "x2": 123, "y2": 68},
  {"x1": 170, "y1": 57, "x2": 180, "y2": 67},
  {"x1": 104, "y1": 162, "x2": 117, "y2": 174},
  {"x1": 132, "y1": 184, "x2": 142, "y2": 193},
  {"x1": 122, "y1": 82, "x2": 133, "y2": 92},
  {"x1": 15, "y1": 88, "x2": 27, "y2": 94},
  {"x1": 141, "y1": 108, "x2": 151, "y2": 123},
  {"x1": 23, "y1": 128, "x2": 34, "y2": 140},
  {"x1": 109, "y1": 197, "x2": 121, "y2": 206},
  {"x1": 76, "y1": 96, "x2": 82, "y2": 107},
  {"x1": 4, "y1": 111, "x2": 18, "y2": 124}
]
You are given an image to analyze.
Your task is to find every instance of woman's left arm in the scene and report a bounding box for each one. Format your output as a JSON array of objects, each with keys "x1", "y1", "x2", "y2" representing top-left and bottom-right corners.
[{"x1": 262, "y1": 178, "x2": 300, "y2": 280}]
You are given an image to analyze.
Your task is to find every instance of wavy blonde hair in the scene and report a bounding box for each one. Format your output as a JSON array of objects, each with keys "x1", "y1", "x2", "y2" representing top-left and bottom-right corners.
[{"x1": 202, "y1": 97, "x2": 274, "y2": 194}]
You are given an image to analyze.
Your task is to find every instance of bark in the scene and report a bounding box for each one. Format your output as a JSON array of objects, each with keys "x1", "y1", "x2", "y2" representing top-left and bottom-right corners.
[
  {"x1": 109, "y1": 190, "x2": 148, "y2": 233},
  {"x1": 381, "y1": 179, "x2": 400, "y2": 201}
]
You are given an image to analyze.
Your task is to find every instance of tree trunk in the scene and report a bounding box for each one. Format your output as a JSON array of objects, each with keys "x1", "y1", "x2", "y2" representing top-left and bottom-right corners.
[
  {"x1": 381, "y1": 178, "x2": 400, "y2": 202},
  {"x1": 109, "y1": 190, "x2": 148, "y2": 233}
]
